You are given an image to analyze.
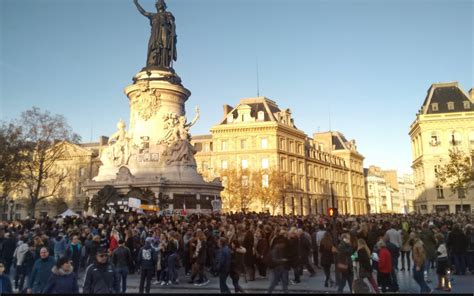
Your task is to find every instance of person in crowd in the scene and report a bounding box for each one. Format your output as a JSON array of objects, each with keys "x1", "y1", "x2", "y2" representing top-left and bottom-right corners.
[
  {"x1": 166, "y1": 232, "x2": 180, "y2": 285},
  {"x1": 1, "y1": 232, "x2": 17, "y2": 275},
  {"x1": 401, "y1": 226, "x2": 415, "y2": 272},
  {"x1": 112, "y1": 239, "x2": 133, "y2": 293},
  {"x1": 85, "y1": 235, "x2": 100, "y2": 267},
  {"x1": 385, "y1": 236, "x2": 400, "y2": 292},
  {"x1": 137, "y1": 237, "x2": 157, "y2": 293},
  {"x1": 42, "y1": 256, "x2": 79, "y2": 294},
  {"x1": 230, "y1": 239, "x2": 246, "y2": 293},
  {"x1": 83, "y1": 247, "x2": 119, "y2": 294},
  {"x1": 65, "y1": 235, "x2": 81, "y2": 275},
  {"x1": 32, "y1": 236, "x2": 44, "y2": 260},
  {"x1": 267, "y1": 229, "x2": 290, "y2": 294},
  {"x1": 376, "y1": 240, "x2": 392, "y2": 292},
  {"x1": 217, "y1": 237, "x2": 231, "y2": 294},
  {"x1": 297, "y1": 228, "x2": 316, "y2": 277},
  {"x1": 419, "y1": 222, "x2": 437, "y2": 282},
  {"x1": 287, "y1": 228, "x2": 301, "y2": 284},
  {"x1": 109, "y1": 229, "x2": 121, "y2": 253},
  {"x1": 434, "y1": 233, "x2": 450, "y2": 291},
  {"x1": 466, "y1": 224, "x2": 474, "y2": 274},
  {"x1": 242, "y1": 224, "x2": 255, "y2": 282},
  {"x1": 355, "y1": 238, "x2": 379, "y2": 293},
  {"x1": 27, "y1": 247, "x2": 56, "y2": 294},
  {"x1": 52, "y1": 233, "x2": 67, "y2": 261},
  {"x1": 336, "y1": 233, "x2": 354, "y2": 293},
  {"x1": 447, "y1": 224, "x2": 468, "y2": 275},
  {"x1": 254, "y1": 229, "x2": 269, "y2": 278},
  {"x1": 13, "y1": 237, "x2": 29, "y2": 291},
  {"x1": 20, "y1": 242, "x2": 36, "y2": 292},
  {"x1": 319, "y1": 230, "x2": 335, "y2": 288},
  {"x1": 190, "y1": 230, "x2": 209, "y2": 286},
  {"x1": 182, "y1": 228, "x2": 193, "y2": 276},
  {"x1": 412, "y1": 236, "x2": 432, "y2": 293},
  {"x1": 0, "y1": 261, "x2": 13, "y2": 294}
]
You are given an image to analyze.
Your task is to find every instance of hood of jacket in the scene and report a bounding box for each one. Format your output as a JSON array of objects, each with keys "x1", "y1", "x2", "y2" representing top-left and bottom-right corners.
[{"x1": 52, "y1": 265, "x2": 74, "y2": 276}]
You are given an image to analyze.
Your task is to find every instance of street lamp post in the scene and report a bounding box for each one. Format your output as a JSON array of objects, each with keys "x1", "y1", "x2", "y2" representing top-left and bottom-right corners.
[{"x1": 9, "y1": 200, "x2": 15, "y2": 221}]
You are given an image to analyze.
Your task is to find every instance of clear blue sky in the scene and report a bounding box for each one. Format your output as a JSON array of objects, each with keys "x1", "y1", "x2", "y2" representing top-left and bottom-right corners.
[{"x1": 1, "y1": 0, "x2": 473, "y2": 174}]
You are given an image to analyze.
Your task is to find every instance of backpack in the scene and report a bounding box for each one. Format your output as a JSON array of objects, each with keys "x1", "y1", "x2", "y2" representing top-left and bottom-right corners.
[{"x1": 142, "y1": 248, "x2": 152, "y2": 261}]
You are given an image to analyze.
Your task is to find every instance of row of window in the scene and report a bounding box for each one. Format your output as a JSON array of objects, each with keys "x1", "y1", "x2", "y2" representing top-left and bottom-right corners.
[
  {"x1": 429, "y1": 131, "x2": 474, "y2": 147},
  {"x1": 220, "y1": 138, "x2": 268, "y2": 151},
  {"x1": 431, "y1": 101, "x2": 471, "y2": 112},
  {"x1": 219, "y1": 158, "x2": 270, "y2": 170}
]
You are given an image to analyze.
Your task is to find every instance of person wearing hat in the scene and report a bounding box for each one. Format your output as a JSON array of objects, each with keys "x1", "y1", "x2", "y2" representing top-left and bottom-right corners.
[{"x1": 83, "y1": 247, "x2": 119, "y2": 294}]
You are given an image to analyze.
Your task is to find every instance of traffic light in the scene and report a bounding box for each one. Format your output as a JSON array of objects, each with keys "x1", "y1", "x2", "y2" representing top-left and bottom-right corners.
[{"x1": 328, "y1": 207, "x2": 338, "y2": 217}]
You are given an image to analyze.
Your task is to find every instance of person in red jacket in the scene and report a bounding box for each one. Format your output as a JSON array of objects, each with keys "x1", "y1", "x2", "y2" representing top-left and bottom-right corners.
[
  {"x1": 376, "y1": 240, "x2": 393, "y2": 293},
  {"x1": 109, "y1": 229, "x2": 121, "y2": 253}
]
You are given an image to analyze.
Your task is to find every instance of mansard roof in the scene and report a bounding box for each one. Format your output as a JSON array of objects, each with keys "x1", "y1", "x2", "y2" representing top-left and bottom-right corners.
[
  {"x1": 421, "y1": 82, "x2": 474, "y2": 114},
  {"x1": 218, "y1": 96, "x2": 297, "y2": 128}
]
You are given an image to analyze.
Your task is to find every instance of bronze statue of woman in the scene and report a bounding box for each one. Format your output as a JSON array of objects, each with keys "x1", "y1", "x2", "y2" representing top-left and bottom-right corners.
[{"x1": 133, "y1": 0, "x2": 177, "y2": 69}]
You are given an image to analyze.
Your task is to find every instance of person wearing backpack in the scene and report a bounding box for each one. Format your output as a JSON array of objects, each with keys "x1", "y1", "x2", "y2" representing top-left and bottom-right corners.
[
  {"x1": 137, "y1": 237, "x2": 157, "y2": 293},
  {"x1": 65, "y1": 236, "x2": 81, "y2": 275},
  {"x1": 336, "y1": 233, "x2": 354, "y2": 293}
]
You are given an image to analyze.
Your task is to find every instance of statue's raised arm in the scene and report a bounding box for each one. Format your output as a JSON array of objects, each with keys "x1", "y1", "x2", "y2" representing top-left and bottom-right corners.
[
  {"x1": 133, "y1": 0, "x2": 153, "y2": 18},
  {"x1": 186, "y1": 106, "x2": 200, "y2": 128}
]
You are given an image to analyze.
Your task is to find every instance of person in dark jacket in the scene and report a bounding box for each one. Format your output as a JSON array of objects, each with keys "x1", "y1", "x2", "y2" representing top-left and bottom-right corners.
[
  {"x1": 230, "y1": 239, "x2": 246, "y2": 293},
  {"x1": 242, "y1": 226, "x2": 255, "y2": 281},
  {"x1": 217, "y1": 237, "x2": 231, "y2": 294},
  {"x1": 254, "y1": 229, "x2": 269, "y2": 278},
  {"x1": 336, "y1": 233, "x2": 354, "y2": 293},
  {"x1": 83, "y1": 247, "x2": 119, "y2": 294},
  {"x1": 447, "y1": 224, "x2": 468, "y2": 275},
  {"x1": 85, "y1": 235, "x2": 100, "y2": 267},
  {"x1": 385, "y1": 238, "x2": 399, "y2": 292},
  {"x1": 112, "y1": 240, "x2": 133, "y2": 293},
  {"x1": 267, "y1": 230, "x2": 290, "y2": 294},
  {"x1": 18, "y1": 242, "x2": 35, "y2": 292},
  {"x1": 355, "y1": 239, "x2": 379, "y2": 293},
  {"x1": 287, "y1": 228, "x2": 301, "y2": 283},
  {"x1": 0, "y1": 261, "x2": 13, "y2": 294},
  {"x1": 65, "y1": 235, "x2": 81, "y2": 275},
  {"x1": 190, "y1": 230, "x2": 209, "y2": 286},
  {"x1": 319, "y1": 231, "x2": 335, "y2": 288},
  {"x1": 297, "y1": 229, "x2": 316, "y2": 277},
  {"x1": 42, "y1": 256, "x2": 79, "y2": 294},
  {"x1": 27, "y1": 247, "x2": 56, "y2": 294},
  {"x1": 0, "y1": 233, "x2": 17, "y2": 275},
  {"x1": 137, "y1": 238, "x2": 157, "y2": 293}
]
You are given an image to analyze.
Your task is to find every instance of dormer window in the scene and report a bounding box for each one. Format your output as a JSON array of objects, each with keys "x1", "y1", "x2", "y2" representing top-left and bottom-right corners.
[
  {"x1": 464, "y1": 101, "x2": 471, "y2": 109},
  {"x1": 447, "y1": 101, "x2": 455, "y2": 110},
  {"x1": 227, "y1": 114, "x2": 233, "y2": 123},
  {"x1": 431, "y1": 103, "x2": 439, "y2": 111},
  {"x1": 257, "y1": 111, "x2": 265, "y2": 121}
]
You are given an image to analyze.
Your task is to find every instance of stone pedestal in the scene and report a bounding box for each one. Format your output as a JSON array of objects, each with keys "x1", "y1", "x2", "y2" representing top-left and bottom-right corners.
[{"x1": 84, "y1": 69, "x2": 222, "y2": 215}]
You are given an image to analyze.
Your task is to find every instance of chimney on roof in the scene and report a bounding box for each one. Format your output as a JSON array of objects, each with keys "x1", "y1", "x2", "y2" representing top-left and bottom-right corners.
[
  {"x1": 223, "y1": 105, "x2": 233, "y2": 117},
  {"x1": 99, "y1": 136, "x2": 109, "y2": 146},
  {"x1": 469, "y1": 88, "x2": 474, "y2": 101}
]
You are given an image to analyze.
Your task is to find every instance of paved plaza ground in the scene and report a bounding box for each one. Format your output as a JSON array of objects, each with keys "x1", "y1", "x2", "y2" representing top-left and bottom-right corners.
[{"x1": 75, "y1": 265, "x2": 473, "y2": 294}]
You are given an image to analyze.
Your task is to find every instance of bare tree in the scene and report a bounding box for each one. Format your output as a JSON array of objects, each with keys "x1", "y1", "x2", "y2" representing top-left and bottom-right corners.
[
  {"x1": 18, "y1": 107, "x2": 80, "y2": 217},
  {"x1": 250, "y1": 169, "x2": 289, "y2": 215},
  {"x1": 435, "y1": 149, "x2": 474, "y2": 212},
  {"x1": 0, "y1": 122, "x2": 30, "y2": 217},
  {"x1": 219, "y1": 168, "x2": 255, "y2": 213}
]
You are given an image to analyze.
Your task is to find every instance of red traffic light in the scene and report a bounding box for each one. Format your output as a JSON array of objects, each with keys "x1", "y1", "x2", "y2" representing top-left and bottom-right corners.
[{"x1": 328, "y1": 207, "x2": 338, "y2": 217}]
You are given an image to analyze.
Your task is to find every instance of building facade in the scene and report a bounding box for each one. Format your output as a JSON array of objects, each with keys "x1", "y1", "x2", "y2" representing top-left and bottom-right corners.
[
  {"x1": 6, "y1": 139, "x2": 107, "y2": 219},
  {"x1": 409, "y1": 82, "x2": 474, "y2": 214},
  {"x1": 192, "y1": 97, "x2": 367, "y2": 215}
]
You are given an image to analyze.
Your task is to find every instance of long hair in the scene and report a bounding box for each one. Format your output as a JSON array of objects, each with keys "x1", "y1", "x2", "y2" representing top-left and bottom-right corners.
[
  {"x1": 320, "y1": 231, "x2": 333, "y2": 250},
  {"x1": 357, "y1": 238, "x2": 371, "y2": 257}
]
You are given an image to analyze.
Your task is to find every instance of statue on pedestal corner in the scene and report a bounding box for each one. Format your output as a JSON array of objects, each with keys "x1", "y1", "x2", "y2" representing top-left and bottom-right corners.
[
  {"x1": 101, "y1": 119, "x2": 132, "y2": 167},
  {"x1": 133, "y1": 0, "x2": 177, "y2": 69}
]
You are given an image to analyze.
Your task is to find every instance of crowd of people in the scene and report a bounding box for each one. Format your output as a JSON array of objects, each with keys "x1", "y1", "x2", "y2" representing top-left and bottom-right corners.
[{"x1": 0, "y1": 211, "x2": 473, "y2": 294}]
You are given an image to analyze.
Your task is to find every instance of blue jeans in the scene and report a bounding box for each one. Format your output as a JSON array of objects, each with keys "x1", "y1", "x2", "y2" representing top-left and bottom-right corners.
[
  {"x1": 453, "y1": 253, "x2": 466, "y2": 274},
  {"x1": 267, "y1": 266, "x2": 289, "y2": 294},
  {"x1": 116, "y1": 267, "x2": 128, "y2": 293},
  {"x1": 413, "y1": 266, "x2": 431, "y2": 293},
  {"x1": 167, "y1": 253, "x2": 178, "y2": 282}
]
